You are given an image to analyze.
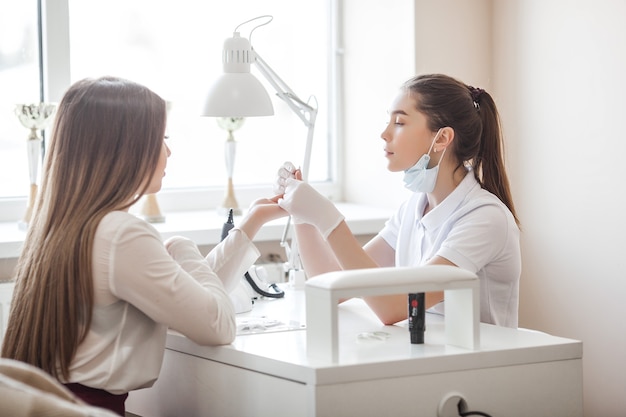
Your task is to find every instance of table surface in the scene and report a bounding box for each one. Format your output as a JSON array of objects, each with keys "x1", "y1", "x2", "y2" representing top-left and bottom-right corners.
[{"x1": 165, "y1": 286, "x2": 582, "y2": 386}]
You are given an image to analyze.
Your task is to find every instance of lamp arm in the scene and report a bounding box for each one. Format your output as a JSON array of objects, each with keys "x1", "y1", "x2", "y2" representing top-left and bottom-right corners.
[
  {"x1": 252, "y1": 49, "x2": 319, "y2": 273},
  {"x1": 253, "y1": 51, "x2": 316, "y2": 125},
  {"x1": 253, "y1": 50, "x2": 318, "y2": 182}
]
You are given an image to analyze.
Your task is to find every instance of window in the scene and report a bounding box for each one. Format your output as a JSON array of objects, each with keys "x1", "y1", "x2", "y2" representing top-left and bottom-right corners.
[
  {"x1": 0, "y1": 0, "x2": 340, "y2": 220},
  {"x1": 0, "y1": 1, "x2": 40, "y2": 198}
]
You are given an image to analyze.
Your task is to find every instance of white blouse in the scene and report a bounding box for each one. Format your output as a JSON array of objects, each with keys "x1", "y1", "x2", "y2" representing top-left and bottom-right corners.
[{"x1": 67, "y1": 211, "x2": 259, "y2": 394}]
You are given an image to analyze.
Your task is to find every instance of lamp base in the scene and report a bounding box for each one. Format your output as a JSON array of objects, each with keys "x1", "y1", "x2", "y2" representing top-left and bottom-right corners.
[
  {"x1": 218, "y1": 177, "x2": 242, "y2": 216},
  {"x1": 140, "y1": 194, "x2": 166, "y2": 223}
]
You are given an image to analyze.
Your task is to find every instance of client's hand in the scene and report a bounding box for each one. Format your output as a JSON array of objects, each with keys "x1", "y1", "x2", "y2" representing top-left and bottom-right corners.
[
  {"x1": 278, "y1": 179, "x2": 344, "y2": 239},
  {"x1": 237, "y1": 196, "x2": 288, "y2": 241},
  {"x1": 248, "y1": 196, "x2": 288, "y2": 224}
]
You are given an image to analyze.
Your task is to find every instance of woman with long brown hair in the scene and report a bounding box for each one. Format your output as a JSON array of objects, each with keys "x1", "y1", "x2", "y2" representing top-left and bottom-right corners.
[
  {"x1": 276, "y1": 73, "x2": 521, "y2": 328},
  {"x1": 1, "y1": 76, "x2": 286, "y2": 415}
]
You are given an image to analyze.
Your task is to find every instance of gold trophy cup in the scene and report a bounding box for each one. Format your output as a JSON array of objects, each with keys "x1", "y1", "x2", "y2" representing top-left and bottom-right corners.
[
  {"x1": 14, "y1": 103, "x2": 57, "y2": 230},
  {"x1": 217, "y1": 116, "x2": 245, "y2": 216}
]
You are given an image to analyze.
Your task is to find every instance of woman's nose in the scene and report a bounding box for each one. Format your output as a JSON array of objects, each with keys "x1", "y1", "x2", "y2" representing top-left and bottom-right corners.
[{"x1": 380, "y1": 125, "x2": 391, "y2": 141}]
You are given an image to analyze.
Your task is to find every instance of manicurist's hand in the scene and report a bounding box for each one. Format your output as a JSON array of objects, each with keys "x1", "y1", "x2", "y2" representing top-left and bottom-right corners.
[
  {"x1": 278, "y1": 179, "x2": 344, "y2": 239},
  {"x1": 274, "y1": 161, "x2": 301, "y2": 194}
]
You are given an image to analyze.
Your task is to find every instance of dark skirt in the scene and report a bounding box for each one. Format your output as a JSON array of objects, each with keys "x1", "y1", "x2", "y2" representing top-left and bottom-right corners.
[{"x1": 64, "y1": 382, "x2": 128, "y2": 416}]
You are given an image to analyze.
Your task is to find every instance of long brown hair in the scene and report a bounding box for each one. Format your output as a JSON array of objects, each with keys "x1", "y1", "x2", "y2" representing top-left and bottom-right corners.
[
  {"x1": 403, "y1": 74, "x2": 519, "y2": 225},
  {"x1": 1, "y1": 76, "x2": 167, "y2": 380}
]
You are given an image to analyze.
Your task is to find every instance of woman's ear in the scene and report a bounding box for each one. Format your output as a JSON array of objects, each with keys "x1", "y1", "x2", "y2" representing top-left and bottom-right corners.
[{"x1": 435, "y1": 127, "x2": 454, "y2": 152}]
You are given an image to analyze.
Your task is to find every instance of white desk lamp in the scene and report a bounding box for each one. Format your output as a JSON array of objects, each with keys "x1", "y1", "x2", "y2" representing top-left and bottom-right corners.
[{"x1": 202, "y1": 15, "x2": 318, "y2": 281}]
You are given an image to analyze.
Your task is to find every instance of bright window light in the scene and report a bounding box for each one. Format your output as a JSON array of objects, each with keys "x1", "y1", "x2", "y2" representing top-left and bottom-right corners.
[
  {"x1": 0, "y1": 0, "x2": 338, "y2": 219},
  {"x1": 0, "y1": 1, "x2": 40, "y2": 198},
  {"x1": 68, "y1": 0, "x2": 332, "y2": 190}
]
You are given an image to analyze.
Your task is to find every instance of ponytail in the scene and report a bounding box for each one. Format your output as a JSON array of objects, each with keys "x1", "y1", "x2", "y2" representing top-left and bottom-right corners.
[{"x1": 472, "y1": 90, "x2": 520, "y2": 226}]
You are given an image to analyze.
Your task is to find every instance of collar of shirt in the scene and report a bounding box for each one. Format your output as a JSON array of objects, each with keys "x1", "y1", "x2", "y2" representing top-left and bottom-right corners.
[{"x1": 417, "y1": 171, "x2": 478, "y2": 232}]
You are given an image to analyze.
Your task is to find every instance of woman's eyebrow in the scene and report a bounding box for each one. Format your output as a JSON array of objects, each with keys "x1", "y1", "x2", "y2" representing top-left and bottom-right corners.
[{"x1": 388, "y1": 109, "x2": 409, "y2": 116}]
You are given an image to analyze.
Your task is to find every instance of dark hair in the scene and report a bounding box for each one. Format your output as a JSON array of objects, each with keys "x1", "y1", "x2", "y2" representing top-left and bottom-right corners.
[
  {"x1": 402, "y1": 74, "x2": 519, "y2": 225},
  {"x1": 1, "y1": 76, "x2": 167, "y2": 379}
]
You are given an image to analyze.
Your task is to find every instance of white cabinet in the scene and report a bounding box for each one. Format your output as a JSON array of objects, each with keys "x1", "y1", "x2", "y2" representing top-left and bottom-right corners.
[{"x1": 127, "y1": 286, "x2": 583, "y2": 417}]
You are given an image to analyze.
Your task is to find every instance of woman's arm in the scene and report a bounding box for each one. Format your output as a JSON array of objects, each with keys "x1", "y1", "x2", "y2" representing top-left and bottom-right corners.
[
  {"x1": 278, "y1": 178, "x2": 448, "y2": 325},
  {"x1": 296, "y1": 221, "x2": 381, "y2": 278},
  {"x1": 324, "y1": 222, "x2": 380, "y2": 270},
  {"x1": 359, "y1": 246, "x2": 448, "y2": 325},
  {"x1": 109, "y1": 220, "x2": 236, "y2": 346},
  {"x1": 207, "y1": 196, "x2": 288, "y2": 291},
  {"x1": 293, "y1": 223, "x2": 341, "y2": 277}
]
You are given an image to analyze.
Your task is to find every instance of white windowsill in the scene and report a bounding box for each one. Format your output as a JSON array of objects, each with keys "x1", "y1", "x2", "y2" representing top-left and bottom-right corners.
[{"x1": 0, "y1": 203, "x2": 393, "y2": 260}]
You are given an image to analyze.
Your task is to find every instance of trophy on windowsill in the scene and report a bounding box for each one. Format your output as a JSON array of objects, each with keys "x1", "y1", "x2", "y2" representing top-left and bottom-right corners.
[
  {"x1": 217, "y1": 117, "x2": 245, "y2": 216},
  {"x1": 140, "y1": 193, "x2": 166, "y2": 223},
  {"x1": 139, "y1": 100, "x2": 172, "y2": 223},
  {"x1": 14, "y1": 103, "x2": 57, "y2": 230}
]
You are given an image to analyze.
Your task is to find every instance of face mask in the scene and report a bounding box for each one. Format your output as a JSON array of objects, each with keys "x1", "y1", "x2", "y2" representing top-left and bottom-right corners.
[{"x1": 403, "y1": 129, "x2": 445, "y2": 193}]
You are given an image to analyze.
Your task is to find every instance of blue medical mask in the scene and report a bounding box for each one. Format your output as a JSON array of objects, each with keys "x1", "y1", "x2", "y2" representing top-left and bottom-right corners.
[{"x1": 403, "y1": 129, "x2": 445, "y2": 193}]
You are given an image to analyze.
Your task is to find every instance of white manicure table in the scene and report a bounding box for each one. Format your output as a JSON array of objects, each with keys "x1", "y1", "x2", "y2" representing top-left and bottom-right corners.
[{"x1": 126, "y1": 266, "x2": 582, "y2": 417}]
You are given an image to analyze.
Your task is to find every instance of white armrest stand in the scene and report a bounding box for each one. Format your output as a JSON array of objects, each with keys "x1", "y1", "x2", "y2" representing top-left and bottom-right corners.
[{"x1": 305, "y1": 265, "x2": 479, "y2": 361}]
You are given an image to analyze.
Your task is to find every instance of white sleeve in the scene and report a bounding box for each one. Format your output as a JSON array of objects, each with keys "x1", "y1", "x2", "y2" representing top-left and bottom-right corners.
[
  {"x1": 108, "y1": 220, "x2": 236, "y2": 346},
  {"x1": 202, "y1": 228, "x2": 260, "y2": 292},
  {"x1": 438, "y1": 203, "x2": 510, "y2": 272}
]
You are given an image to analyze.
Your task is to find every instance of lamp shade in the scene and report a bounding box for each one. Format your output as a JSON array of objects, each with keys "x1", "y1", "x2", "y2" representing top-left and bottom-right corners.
[
  {"x1": 202, "y1": 32, "x2": 274, "y2": 117},
  {"x1": 203, "y1": 72, "x2": 274, "y2": 117}
]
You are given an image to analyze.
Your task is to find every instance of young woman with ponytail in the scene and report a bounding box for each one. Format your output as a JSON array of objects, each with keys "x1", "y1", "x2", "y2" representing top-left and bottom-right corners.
[{"x1": 275, "y1": 73, "x2": 521, "y2": 328}]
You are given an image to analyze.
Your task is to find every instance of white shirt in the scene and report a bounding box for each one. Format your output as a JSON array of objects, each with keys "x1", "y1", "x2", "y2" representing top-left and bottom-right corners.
[
  {"x1": 67, "y1": 211, "x2": 259, "y2": 394},
  {"x1": 378, "y1": 172, "x2": 521, "y2": 328}
]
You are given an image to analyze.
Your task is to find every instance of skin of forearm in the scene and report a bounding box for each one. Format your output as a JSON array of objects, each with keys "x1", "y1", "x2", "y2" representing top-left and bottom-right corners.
[
  {"x1": 366, "y1": 256, "x2": 449, "y2": 324},
  {"x1": 365, "y1": 257, "x2": 447, "y2": 324},
  {"x1": 364, "y1": 291, "x2": 444, "y2": 325},
  {"x1": 294, "y1": 224, "x2": 342, "y2": 277},
  {"x1": 325, "y1": 221, "x2": 379, "y2": 270}
]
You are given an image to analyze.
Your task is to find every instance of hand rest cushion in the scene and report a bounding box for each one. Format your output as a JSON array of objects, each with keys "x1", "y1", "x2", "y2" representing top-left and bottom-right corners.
[{"x1": 305, "y1": 265, "x2": 480, "y2": 361}]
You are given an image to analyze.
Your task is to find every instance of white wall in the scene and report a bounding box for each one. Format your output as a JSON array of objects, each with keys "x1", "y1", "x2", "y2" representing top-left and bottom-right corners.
[
  {"x1": 341, "y1": 0, "x2": 415, "y2": 207},
  {"x1": 492, "y1": 2, "x2": 626, "y2": 416},
  {"x1": 413, "y1": 0, "x2": 492, "y2": 86},
  {"x1": 344, "y1": 1, "x2": 626, "y2": 416}
]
